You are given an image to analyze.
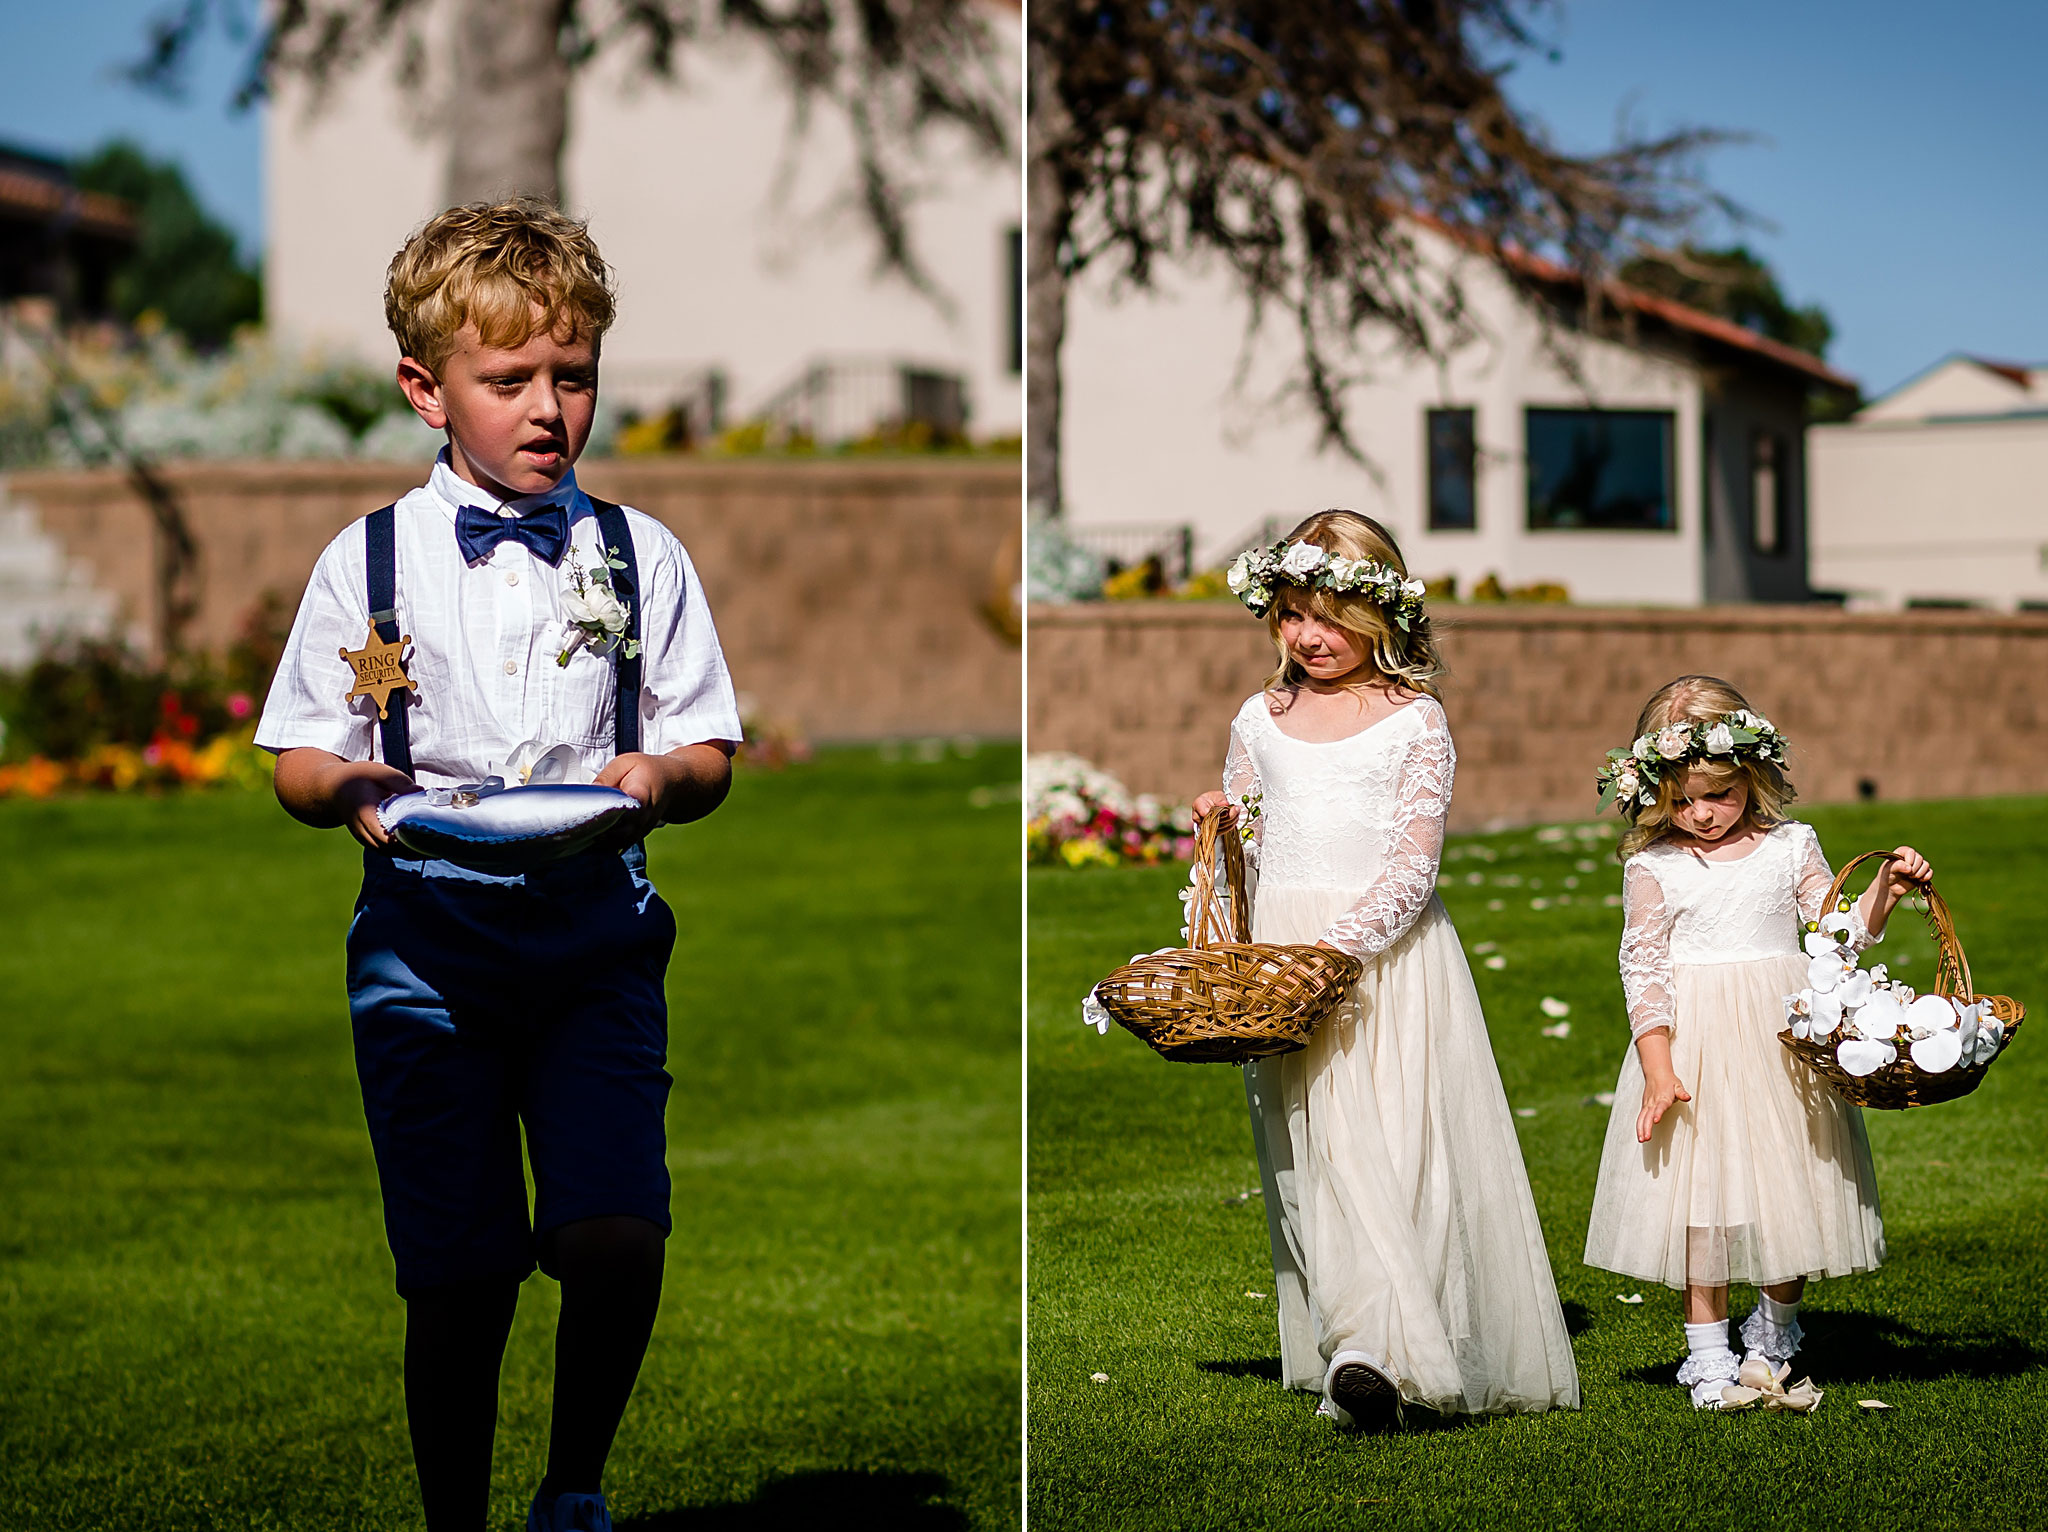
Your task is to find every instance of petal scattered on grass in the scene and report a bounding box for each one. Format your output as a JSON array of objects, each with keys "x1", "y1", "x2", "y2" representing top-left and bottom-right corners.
[
  {"x1": 1245, "y1": 1291, "x2": 1267, "y2": 1299},
  {"x1": 1858, "y1": 1399, "x2": 1891, "y2": 1409},
  {"x1": 1484, "y1": 954, "x2": 1507, "y2": 970},
  {"x1": 1514, "y1": 1107, "x2": 1537, "y2": 1118},
  {"x1": 1616, "y1": 1293, "x2": 1644, "y2": 1304},
  {"x1": 1540, "y1": 996, "x2": 1571, "y2": 1018},
  {"x1": 1090, "y1": 1372, "x2": 1110, "y2": 1384},
  {"x1": 1541, "y1": 1021, "x2": 1571, "y2": 1039}
]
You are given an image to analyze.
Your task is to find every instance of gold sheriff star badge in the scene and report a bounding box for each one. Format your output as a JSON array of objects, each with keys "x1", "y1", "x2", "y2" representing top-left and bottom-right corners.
[{"x1": 340, "y1": 623, "x2": 419, "y2": 719}]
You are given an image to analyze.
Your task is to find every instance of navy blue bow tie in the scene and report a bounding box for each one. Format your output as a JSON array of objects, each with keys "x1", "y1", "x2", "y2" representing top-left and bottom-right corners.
[{"x1": 454, "y1": 501, "x2": 571, "y2": 567}]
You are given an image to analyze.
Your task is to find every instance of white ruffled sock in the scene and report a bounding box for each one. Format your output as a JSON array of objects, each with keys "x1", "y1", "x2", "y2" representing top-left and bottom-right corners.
[
  {"x1": 1740, "y1": 1293, "x2": 1804, "y2": 1364},
  {"x1": 1677, "y1": 1321, "x2": 1740, "y2": 1409}
]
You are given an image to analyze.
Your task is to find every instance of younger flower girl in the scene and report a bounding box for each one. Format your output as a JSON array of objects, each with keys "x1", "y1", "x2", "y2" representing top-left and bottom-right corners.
[
  {"x1": 1583, "y1": 676, "x2": 1930, "y2": 1408},
  {"x1": 1191, "y1": 510, "x2": 1579, "y2": 1430}
]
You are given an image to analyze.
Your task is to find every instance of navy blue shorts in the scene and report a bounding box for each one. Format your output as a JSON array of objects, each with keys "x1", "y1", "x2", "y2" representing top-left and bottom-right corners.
[{"x1": 345, "y1": 845, "x2": 677, "y2": 1296}]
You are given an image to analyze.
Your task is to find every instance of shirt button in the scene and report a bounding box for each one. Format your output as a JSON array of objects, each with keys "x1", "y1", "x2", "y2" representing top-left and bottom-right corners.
[
  {"x1": 503, "y1": 660, "x2": 518, "y2": 675},
  {"x1": 505, "y1": 570, "x2": 521, "y2": 587}
]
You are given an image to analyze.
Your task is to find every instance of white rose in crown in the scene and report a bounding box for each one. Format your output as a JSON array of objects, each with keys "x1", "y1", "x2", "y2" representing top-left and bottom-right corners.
[
  {"x1": 1279, "y1": 541, "x2": 1328, "y2": 579},
  {"x1": 1615, "y1": 767, "x2": 1640, "y2": 797},
  {"x1": 1655, "y1": 725, "x2": 1692, "y2": 760},
  {"x1": 1226, "y1": 553, "x2": 1255, "y2": 593},
  {"x1": 1705, "y1": 723, "x2": 1736, "y2": 754}
]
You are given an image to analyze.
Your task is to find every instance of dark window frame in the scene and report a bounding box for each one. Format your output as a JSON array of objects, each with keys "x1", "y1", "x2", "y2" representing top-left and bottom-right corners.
[
  {"x1": 1004, "y1": 225, "x2": 1022, "y2": 376},
  {"x1": 1524, "y1": 406, "x2": 1678, "y2": 533},
  {"x1": 1750, "y1": 429, "x2": 1786, "y2": 556},
  {"x1": 1425, "y1": 406, "x2": 1478, "y2": 531}
]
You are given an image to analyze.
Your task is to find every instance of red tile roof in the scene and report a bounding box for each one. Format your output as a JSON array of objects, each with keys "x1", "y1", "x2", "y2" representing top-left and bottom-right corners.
[
  {"x1": 0, "y1": 168, "x2": 136, "y2": 242},
  {"x1": 1408, "y1": 210, "x2": 1857, "y2": 392}
]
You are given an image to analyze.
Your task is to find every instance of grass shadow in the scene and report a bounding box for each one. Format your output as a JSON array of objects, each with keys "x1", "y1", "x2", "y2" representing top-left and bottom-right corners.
[
  {"x1": 1560, "y1": 1300, "x2": 1593, "y2": 1338},
  {"x1": 1619, "y1": 1312, "x2": 2048, "y2": 1387},
  {"x1": 618, "y1": 1470, "x2": 969, "y2": 1531},
  {"x1": 1196, "y1": 1357, "x2": 1284, "y2": 1383}
]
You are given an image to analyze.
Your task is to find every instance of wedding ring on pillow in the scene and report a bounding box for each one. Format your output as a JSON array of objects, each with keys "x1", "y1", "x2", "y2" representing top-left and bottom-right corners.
[{"x1": 379, "y1": 783, "x2": 641, "y2": 873}]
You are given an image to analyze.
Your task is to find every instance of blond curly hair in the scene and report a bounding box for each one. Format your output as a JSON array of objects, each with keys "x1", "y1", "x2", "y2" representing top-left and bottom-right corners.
[
  {"x1": 1261, "y1": 510, "x2": 1445, "y2": 698},
  {"x1": 384, "y1": 199, "x2": 616, "y2": 373},
  {"x1": 1617, "y1": 675, "x2": 1796, "y2": 860}
]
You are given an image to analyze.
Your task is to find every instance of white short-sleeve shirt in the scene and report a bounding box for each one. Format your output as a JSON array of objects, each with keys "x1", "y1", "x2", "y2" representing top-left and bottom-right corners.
[{"x1": 256, "y1": 452, "x2": 743, "y2": 788}]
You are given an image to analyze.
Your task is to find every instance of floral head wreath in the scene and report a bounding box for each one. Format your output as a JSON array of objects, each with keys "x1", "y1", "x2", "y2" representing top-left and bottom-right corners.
[
  {"x1": 1596, "y1": 709, "x2": 1790, "y2": 820},
  {"x1": 1224, "y1": 539, "x2": 1429, "y2": 628}
]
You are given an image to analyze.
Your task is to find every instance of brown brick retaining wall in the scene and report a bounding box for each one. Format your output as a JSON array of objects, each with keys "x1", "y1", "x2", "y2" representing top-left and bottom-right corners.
[
  {"x1": 4, "y1": 458, "x2": 1022, "y2": 741},
  {"x1": 1027, "y1": 602, "x2": 2048, "y2": 830}
]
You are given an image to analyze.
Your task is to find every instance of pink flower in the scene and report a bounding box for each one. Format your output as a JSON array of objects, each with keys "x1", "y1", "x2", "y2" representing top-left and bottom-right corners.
[{"x1": 226, "y1": 692, "x2": 253, "y2": 719}]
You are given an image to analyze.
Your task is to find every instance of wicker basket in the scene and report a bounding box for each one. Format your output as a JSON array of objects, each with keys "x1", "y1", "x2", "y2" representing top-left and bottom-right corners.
[
  {"x1": 1779, "y1": 850, "x2": 2024, "y2": 1110},
  {"x1": 1091, "y1": 811, "x2": 1364, "y2": 1063}
]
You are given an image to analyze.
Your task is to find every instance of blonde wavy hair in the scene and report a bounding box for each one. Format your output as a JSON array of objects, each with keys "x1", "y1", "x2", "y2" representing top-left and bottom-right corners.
[
  {"x1": 1262, "y1": 510, "x2": 1444, "y2": 698},
  {"x1": 384, "y1": 199, "x2": 616, "y2": 374},
  {"x1": 1617, "y1": 675, "x2": 1796, "y2": 860}
]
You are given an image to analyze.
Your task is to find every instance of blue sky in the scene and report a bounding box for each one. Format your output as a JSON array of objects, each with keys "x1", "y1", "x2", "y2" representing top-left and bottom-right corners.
[
  {"x1": 3, "y1": 1, "x2": 2044, "y2": 397},
  {"x1": 0, "y1": 0, "x2": 264, "y2": 258}
]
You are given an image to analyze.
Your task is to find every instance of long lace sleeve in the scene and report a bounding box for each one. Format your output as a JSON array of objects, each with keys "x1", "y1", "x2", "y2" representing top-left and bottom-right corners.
[
  {"x1": 1619, "y1": 859, "x2": 1678, "y2": 1040},
  {"x1": 1318, "y1": 703, "x2": 1454, "y2": 960},
  {"x1": 1222, "y1": 717, "x2": 1263, "y2": 871},
  {"x1": 1792, "y1": 823, "x2": 1876, "y2": 952}
]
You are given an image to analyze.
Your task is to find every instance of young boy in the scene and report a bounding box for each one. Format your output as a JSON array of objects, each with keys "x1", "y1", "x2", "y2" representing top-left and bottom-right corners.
[{"x1": 256, "y1": 200, "x2": 742, "y2": 1532}]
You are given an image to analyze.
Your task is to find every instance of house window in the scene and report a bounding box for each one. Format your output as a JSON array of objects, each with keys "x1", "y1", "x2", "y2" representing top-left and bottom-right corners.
[
  {"x1": 1426, "y1": 408, "x2": 1477, "y2": 530},
  {"x1": 1005, "y1": 225, "x2": 1022, "y2": 376},
  {"x1": 1751, "y1": 432, "x2": 1784, "y2": 555},
  {"x1": 1525, "y1": 408, "x2": 1676, "y2": 531}
]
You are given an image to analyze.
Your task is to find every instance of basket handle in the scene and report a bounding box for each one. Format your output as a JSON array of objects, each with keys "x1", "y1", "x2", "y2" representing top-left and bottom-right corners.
[
  {"x1": 1188, "y1": 808, "x2": 1252, "y2": 949},
  {"x1": 1821, "y1": 848, "x2": 1973, "y2": 1003}
]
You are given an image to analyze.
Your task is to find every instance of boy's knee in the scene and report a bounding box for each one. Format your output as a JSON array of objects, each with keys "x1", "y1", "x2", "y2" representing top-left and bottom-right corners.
[{"x1": 540, "y1": 1214, "x2": 666, "y2": 1281}]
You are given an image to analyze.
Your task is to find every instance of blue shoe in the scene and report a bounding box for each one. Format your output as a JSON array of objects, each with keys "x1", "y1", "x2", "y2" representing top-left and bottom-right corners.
[{"x1": 527, "y1": 1489, "x2": 613, "y2": 1532}]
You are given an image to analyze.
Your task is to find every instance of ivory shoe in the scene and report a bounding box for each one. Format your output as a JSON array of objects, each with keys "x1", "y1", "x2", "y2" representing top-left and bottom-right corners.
[{"x1": 1324, "y1": 1350, "x2": 1401, "y2": 1431}]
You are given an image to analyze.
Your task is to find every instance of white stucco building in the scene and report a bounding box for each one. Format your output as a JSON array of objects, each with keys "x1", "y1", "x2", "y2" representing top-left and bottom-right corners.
[
  {"x1": 1809, "y1": 355, "x2": 2048, "y2": 610},
  {"x1": 265, "y1": 4, "x2": 1021, "y2": 440},
  {"x1": 1061, "y1": 225, "x2": 1853, "y2": 605}
]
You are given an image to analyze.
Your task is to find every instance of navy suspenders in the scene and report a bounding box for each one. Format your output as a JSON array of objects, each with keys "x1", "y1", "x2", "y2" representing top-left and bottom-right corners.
[
  {"x1": 364, "y1": 497, "x2": 644, "y2": 773},
  {"x1": 587, "y1": 497, "x2": 643, "y2": 756},
  {"x1": 363, "y1": 505, "x2": 413, "y2": 778}
]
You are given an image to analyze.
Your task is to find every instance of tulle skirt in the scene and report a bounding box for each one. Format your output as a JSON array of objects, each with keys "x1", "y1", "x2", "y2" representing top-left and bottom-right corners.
[
  {"x1": 1244, "y1": 888, "x2": 1581, "y2": 1415},
  {"x1": 1583, "y1": 954, "x2": 1885, "y2": 1289}
]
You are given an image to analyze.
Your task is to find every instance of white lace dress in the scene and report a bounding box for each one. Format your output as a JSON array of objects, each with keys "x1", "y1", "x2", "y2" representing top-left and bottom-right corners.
[
  {"x1": 1583, "y1": 822, "x2": 1886, "y2": 1289},
  {"x1": 1228, "y1": 692, "x2": 1581, "y2": 1416}
]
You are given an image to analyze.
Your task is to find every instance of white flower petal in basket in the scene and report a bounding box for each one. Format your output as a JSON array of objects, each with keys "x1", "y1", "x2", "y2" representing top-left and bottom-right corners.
[
  {"x1": 1808, "y1": 955, "x2": 1848, "y2": 993},
  {"x1": 1837, "y1": 970, "x2": 1874, "y2": 1008},
  {"x1": 1808, "y1": 989, "x2": 1844, "y2": 1038},
  {"x1": 1852, "y1": 992, "x2": 1905, "y2": 1041},
  {"x1": 1903, "y1": 994, "x2": 1959, "y2": 1039},
  {"x1": 1790, "y1": 1014, "x2": 1811, "y2": 1040},
  {"x1": 1971, "y1": 1017, "x2": 2006, "y2": 1066},
  {"x1": 1802, "y1": 931, "x2": 1838, "y2": 959},
  {"x1": 1908, "y1": 1029, "x2": 1963, "y2": 1074},
  {"x1": 1821, "y1": 909, "x2": 1856, "y2": 939},
  {"x1": 1836, "y1": 1038, "x2": 1897, "y2": 1077}
]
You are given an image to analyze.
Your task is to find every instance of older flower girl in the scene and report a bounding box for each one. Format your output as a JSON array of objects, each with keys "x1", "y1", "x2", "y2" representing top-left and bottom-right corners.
[
  {"x1": 1583, "y1": 676, "x2": 1929, "y2": 1409},
  {"x1": 1190, "y1": 511, "x2": 1579, "y2": 1430}
]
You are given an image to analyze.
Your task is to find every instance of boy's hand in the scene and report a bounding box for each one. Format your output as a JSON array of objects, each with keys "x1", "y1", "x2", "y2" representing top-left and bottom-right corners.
[
  {"x1": 1637, "y1": 1067, "x2": 1692, "y2": 1144},
  {"x1": 593, "y1": 742, "x2": 734, "y2": 845},
  {"x1": 273, "y1": 748, "x2": 414, "y2": 849}
]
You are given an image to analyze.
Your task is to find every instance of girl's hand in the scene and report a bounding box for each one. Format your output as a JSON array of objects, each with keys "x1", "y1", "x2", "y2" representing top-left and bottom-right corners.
[
  {"x1": 1636, "y1": 1068, "x2": 1692, "y2": 1144},
  {"x1": 1191, "y1": 790, "x2": 1238, "y2": 828},
  {"x1": 1861, "y1": 845, "x2": 1933, "y2": 938},
  {"x1": 1881, "y1": 846, "x2": 1932, "y2": 892}
]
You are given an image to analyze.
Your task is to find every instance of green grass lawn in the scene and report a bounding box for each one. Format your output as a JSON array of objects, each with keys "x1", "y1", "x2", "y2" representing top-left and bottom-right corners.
[
  {"x1": 1029, "y1": 799, "x2": 2048, "y2": 1530},
  {"x1": 0, "y1": 745, "x2": 1021, "y2": 1532}
]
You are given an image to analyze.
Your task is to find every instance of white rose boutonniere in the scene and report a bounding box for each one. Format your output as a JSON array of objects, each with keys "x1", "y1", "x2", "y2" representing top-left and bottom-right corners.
[{"x1": 557, "y1": 545, "x2": 643, "y2": 667}]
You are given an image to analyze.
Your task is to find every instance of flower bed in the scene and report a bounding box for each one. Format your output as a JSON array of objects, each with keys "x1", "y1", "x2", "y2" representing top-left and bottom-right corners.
[{"x1": 1028, "y1": 752, "x2": 1194, "y2": 867}]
